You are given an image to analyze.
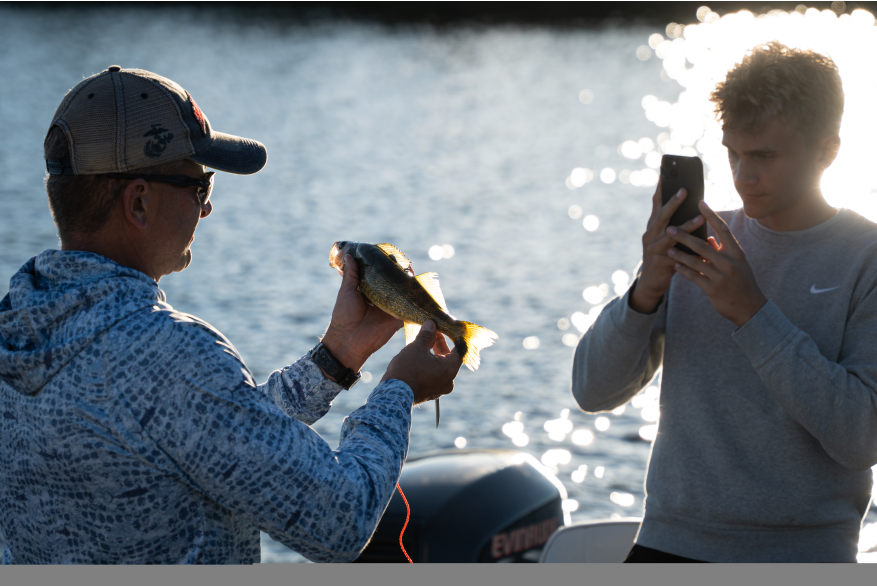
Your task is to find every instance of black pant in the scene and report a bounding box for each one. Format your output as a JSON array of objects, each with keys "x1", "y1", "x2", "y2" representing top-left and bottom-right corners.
[{"x1": 623, "y1": 544, "x2": 708, "y2": 563}]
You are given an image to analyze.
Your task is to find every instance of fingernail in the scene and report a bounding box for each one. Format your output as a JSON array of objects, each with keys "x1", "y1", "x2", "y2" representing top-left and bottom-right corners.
[
  {"x1": 667, "y1": 226, "x2": 677, "y2": 235},
  {"x1": 668, "y1": 248, "x2": 676, "y2": 256},
  {"x1": 422, "y1": 320, "x2": 435, "y2": 332},
  {"x1": 676, "y1": 190, "x2": 684, "y2": 198},
  {"x1": 695, "y1": 215, "x2": 703, "y2": 224}
]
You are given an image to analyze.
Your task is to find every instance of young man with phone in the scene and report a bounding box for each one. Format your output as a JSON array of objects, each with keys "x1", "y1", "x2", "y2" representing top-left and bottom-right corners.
[{"x1": 572, "y1": 42, "x2": 877, "y2": 562}]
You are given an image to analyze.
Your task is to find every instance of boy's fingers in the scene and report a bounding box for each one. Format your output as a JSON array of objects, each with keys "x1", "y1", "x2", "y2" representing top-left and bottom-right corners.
[
  {"x1": 673, "y1": 261, "x2": 711, "y2": 288},
  {"x1": 668, "y1": 244, "x2": 719, "y2": 280},
  {"x1": 668, "y1": 227, "x2": 714, "y2": 260},
  {"x1": 652, "y1": 188, "x2": 687, "y2": 232},
  {"x1": 677, "y1": 214, "x2": 704, "y2": 233},
  {"x1": 707, "y1": 236, "x2": 721, "y2": 252},
  {"x1": 650, "y1": 214, "x2": 702, "y2": 255},
  {"x1": 699, "y1": 202, "x2": 732, "y2": 239}
]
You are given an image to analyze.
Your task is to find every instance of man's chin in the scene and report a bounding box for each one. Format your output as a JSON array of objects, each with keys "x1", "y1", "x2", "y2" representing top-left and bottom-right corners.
[{"x1": 175, "y1": 250, "x2": 193, "y2": 273}]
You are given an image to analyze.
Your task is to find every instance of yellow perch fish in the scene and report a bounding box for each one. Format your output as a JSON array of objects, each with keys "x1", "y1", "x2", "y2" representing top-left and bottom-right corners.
[{"x1": 329, "y1": 241, "x2": 498, "y2": 426}]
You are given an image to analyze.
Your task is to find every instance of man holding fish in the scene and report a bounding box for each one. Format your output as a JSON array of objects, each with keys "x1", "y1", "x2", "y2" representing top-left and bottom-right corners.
[
  {"x1": 573, "y1": 43, "x2": 877, "y2": 562},
  {"x1": 0, "y1": 66, "x2": 462, "y2": 563}
]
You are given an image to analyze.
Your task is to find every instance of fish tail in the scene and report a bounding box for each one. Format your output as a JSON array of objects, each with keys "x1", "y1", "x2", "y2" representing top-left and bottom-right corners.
[{"x1": 454, "y1": 322, "x2": 498, "y2": 371}]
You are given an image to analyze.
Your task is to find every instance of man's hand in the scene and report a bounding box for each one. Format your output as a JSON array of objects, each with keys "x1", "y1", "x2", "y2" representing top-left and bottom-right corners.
[
  {"x1": 321, "y1": 255, "x2": 402, "y2": 373},
  {"x1": 666, "y1": 200, "x2": 768, "y2": 327},
  {"x1": 382, "y1": 321, "x2": 463, "y2": 405},
  {"x1": 629, "y1": 180, "x2": 707, "y2": 314}
]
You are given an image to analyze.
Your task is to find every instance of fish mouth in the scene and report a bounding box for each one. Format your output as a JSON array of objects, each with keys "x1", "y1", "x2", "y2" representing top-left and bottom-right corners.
[{"x1": 329, "y1": 241, "x2": 347, "y2": 272}]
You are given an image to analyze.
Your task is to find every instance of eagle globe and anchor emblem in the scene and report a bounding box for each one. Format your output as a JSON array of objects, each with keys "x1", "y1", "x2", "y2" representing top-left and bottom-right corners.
[{"x1": 143, "y1": 124, "x2": 174, "y2": 158}]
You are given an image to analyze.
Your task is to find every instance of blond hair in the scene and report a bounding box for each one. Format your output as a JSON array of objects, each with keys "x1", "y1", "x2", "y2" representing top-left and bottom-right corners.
[{"x1": 710, "y1": 41, "x2": 843, "y2": 139}]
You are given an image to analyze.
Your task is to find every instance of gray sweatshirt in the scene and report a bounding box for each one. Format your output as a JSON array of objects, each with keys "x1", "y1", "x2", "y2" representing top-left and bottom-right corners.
[{"x1": 572, "y1": 208, "x2": 877, "y2": 562}]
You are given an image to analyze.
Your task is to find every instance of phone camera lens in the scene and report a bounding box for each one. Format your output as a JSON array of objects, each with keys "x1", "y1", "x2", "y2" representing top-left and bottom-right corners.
[{"x1": 670, "y1": 168, "x2": 679, "y2": 178}]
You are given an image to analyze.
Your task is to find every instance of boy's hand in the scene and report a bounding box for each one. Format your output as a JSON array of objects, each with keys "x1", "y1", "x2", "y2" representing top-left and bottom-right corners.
[
  {"x1": 630, "y1": 180, "x2": 706, "y2": 314},
  {"x1": 666, "y1": 201, "x2": 768, "y2": 327}
]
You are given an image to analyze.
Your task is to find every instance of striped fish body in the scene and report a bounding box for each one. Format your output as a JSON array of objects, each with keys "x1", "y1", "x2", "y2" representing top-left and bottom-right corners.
[{"x1": 329, "y1": 241, "x2": 497, "y2": 372}]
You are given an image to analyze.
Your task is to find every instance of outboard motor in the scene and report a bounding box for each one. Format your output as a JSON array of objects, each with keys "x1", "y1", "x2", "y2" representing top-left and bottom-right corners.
[{"x1": 355, "y1": 449, "x2": 570, "y2": 563}]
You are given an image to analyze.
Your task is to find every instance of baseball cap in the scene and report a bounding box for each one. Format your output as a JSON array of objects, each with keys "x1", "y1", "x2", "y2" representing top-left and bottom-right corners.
[{"x1": 45, "y1": 65, "x2": 267, "y2": 176}]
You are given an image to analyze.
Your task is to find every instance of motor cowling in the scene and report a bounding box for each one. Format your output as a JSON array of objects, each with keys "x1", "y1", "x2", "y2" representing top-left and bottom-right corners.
[{"x1": 355, "y1": 449, "x2": 570, "y2": 563}]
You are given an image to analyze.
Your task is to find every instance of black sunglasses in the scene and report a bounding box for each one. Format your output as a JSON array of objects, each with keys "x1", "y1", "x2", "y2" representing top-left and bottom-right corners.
[{"x1": 106, "y1": 172, "x2": 215, "y2": 205}]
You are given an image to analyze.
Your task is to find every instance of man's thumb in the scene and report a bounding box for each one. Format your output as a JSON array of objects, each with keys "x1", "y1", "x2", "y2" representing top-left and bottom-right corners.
[
  {"x1": 416, "y1": 320, "x2": 437, "y2": 347},
  {"x1": 341, "y1": 255, "x2": 359, "y2": 289}
]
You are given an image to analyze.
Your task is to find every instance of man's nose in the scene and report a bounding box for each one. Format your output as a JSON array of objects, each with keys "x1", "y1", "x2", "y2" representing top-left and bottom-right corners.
[{"x1": 201, "y1": 200, "x2": 213, "y2": 218}]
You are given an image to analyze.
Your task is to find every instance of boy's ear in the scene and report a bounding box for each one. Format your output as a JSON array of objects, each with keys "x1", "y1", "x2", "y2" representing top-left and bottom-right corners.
[{"x1": 817, "y1": 134, "x2": 841, "y2": 170}]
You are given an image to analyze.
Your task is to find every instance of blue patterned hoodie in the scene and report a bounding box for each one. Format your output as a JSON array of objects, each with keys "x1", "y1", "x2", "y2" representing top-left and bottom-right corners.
[{"x1": 0, "y1": 250, "x2": 414, "y2": 564}]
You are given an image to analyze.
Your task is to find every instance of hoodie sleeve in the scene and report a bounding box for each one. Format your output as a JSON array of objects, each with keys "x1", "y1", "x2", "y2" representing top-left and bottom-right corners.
[
  {"x1": 257, "y1": 354, "x2": 345, "y2": 426},
  {"x1": 129, "y1": 316, "x2": 414, "y2": 563}
]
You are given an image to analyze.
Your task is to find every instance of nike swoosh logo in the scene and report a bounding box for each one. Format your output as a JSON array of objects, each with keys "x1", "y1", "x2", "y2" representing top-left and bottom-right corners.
[{"x1": 810, "y1": 285, "x2": 840, "y2": 294}]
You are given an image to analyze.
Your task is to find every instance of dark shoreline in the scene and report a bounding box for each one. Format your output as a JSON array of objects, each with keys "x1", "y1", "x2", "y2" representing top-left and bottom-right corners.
[{"x1": 5, "y1": 1, "x2": 877, "y2": 27}]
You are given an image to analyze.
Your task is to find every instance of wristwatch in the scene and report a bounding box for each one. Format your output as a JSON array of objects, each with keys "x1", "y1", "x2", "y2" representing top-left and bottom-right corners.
[{"x1": 311, "y1": 342, "x2": 361, "y2": 390}]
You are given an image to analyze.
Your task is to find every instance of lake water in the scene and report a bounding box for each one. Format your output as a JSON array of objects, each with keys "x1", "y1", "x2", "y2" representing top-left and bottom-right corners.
[{"x1": 2, "y1": 4, "x2": 875, "y2": 563}]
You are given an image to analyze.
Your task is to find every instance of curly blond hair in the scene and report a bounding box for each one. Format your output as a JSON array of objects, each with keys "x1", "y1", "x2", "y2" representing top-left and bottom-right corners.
[{"x1": 710, "y1": 41, "x2": 843, "y2": 139}]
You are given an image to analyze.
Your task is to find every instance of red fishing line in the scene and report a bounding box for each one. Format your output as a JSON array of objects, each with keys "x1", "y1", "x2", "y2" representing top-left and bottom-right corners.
[{"x1": 396, "y1": 483, "x2": 413, "y2": 563}]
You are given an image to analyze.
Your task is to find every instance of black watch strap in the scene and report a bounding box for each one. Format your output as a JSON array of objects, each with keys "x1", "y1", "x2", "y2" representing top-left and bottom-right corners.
[{"x1": 311, "y1": 342, "x2": 360, "y2": 390}]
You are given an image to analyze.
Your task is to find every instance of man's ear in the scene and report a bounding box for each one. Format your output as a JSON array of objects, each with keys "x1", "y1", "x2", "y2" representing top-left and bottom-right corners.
[
  {"x1": 120, "y1": 179, "x2": 152, "y2": 230},
  {"x1": 817, "y1": 134, "x2": 841, "y2": 170}
]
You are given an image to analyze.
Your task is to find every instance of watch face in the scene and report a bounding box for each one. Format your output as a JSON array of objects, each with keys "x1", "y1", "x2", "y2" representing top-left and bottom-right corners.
[
  {"x1": 314, "y1": 343, "x2": 359, "y2": 389},
  {"x1": 316, "y1": 347, "x2": 337, "y2": 375}
]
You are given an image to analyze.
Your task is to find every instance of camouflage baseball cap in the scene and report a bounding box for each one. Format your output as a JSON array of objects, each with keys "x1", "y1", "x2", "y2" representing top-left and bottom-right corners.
[{"x1": 45, "y1": 65, "x2": 267, "y2": 176}]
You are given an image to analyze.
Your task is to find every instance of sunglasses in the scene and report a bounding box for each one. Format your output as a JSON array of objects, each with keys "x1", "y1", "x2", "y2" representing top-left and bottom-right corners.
[{"x1": 106, "y1": 172, "x2": 215, "y2": 205}]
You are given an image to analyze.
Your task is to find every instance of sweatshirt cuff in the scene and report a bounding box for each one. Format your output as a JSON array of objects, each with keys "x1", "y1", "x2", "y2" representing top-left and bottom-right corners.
[
  {"x1": 610, "y1": 280, "x2": 665, "y2": 338},
  {"x1": 731, "y1": 300, "x2": 798, "y2": 368}
]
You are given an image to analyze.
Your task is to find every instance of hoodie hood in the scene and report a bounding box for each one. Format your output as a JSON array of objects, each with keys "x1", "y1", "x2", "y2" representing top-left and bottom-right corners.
[{"x1": 0, "y1": 250, "x2": 167, "y2": 395}]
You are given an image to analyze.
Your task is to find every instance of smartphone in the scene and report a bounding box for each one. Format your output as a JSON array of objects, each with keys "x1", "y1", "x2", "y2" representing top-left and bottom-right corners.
[{"x1": 660, "y1": 154, "x2": 706, "y2": 255}]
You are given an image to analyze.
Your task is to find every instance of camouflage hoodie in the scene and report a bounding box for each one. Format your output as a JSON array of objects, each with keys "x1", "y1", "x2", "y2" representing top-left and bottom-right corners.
[{"x1": 0, "y1": 250, "x2": 413, "y2": 564}]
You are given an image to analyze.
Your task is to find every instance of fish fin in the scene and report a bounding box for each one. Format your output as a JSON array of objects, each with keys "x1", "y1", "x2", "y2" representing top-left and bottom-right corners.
[
  {"x1": 404, "y1": 322, "x2": 421, "y2": 346},
  {"x1": 456, "y1": 322, "x2": 498, "y2": 371},
  {"x1": 414, "y1": 272, "x2": 449, "y2": 314},
  {"x1": 376, "y1": 243, "x2": 413, "y2": 274}
]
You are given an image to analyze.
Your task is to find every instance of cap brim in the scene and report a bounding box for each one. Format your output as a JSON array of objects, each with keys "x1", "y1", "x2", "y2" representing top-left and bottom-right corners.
[{"x1": 189, "y1": 131, "x2": 267, "y2": 175}]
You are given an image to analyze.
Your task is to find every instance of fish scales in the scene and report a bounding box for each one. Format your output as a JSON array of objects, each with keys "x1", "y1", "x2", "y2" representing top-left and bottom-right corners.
[{"x1": 360, "y1": 264, "x2": 457, "y2": 340}]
